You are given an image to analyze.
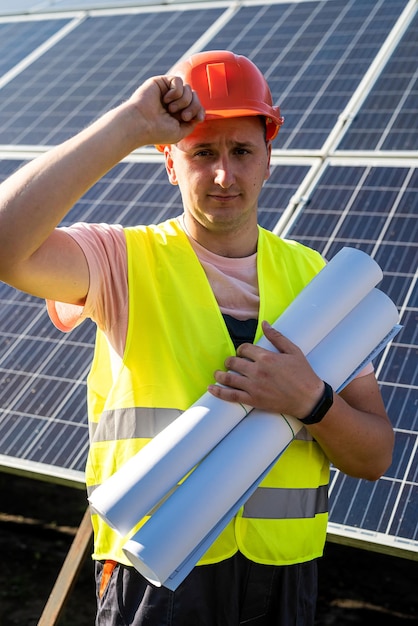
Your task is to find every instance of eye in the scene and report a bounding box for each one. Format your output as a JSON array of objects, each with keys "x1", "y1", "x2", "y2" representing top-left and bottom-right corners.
[
  {"x1": 193, "y1": 148, "x2": 213, "y2": 158},
  {"x1": 234, "y1": 147, "x2": 251, "y2": 156}
]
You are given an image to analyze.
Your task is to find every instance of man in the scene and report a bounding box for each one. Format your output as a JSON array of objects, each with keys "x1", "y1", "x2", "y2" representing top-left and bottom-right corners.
[{"x1": 0, "y1": 51, "x2": 393, "y2": 625}]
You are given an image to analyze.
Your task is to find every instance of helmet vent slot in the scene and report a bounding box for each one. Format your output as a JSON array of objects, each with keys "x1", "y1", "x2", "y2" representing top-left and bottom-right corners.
[{"x1": 206, "y1": 63, "x2": 229, "y2": 100}]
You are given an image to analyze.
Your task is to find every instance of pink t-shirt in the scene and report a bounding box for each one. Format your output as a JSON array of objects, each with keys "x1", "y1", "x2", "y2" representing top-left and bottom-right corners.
[
  {"x1": 48, "y1": 222, "x2": 128, "y2": 356},
  {"x1": 47, "y1": 218, "x2": 262, "y2": 357},
  {"x1": 47, "y1": 219, "x2": 373, "y2": 377}
]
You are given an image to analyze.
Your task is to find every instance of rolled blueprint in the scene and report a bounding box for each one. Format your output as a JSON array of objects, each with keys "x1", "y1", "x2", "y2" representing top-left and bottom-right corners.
[
  {"x1": 89, "y1": 393, "x2": 251, "y2": 535},
  {"x1": 307, "y1": 288, "x2": 400, "y2": 392},
  {"x1": 257, "y1": 245, "x2": 383, "y2": 354},
  {"x1": 124, "y1": 412, "x2": 301, "y2": 588},
  {"x1": 123, "y1": 286, "x2": 399, "y2": 589},
  {"x1": 89, "y1": 247, "x2": 384, "y2": 537}
]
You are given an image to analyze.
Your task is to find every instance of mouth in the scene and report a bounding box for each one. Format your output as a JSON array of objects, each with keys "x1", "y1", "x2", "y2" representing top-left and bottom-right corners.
[{"x1": 208, "y1": 193, "x2": 240, "y2": 202}]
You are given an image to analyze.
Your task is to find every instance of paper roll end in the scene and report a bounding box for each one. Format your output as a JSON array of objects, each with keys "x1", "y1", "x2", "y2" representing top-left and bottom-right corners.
[
  {"x1": 123, "y1": 540, "x2": 163, "y2": 587},
  {"x1": 87, "y1": 497, "x2": 127, "y2": 535}
]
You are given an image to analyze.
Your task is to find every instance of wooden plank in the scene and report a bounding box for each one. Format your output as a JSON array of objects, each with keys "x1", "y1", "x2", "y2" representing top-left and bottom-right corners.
[{"x1": 37, "y1": 507, "x2": 93, "y2": 626}]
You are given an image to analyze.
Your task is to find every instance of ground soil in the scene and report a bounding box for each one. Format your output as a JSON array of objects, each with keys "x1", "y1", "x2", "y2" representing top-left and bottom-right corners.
[{"x1": 0, "y1": 472, "x2": 416, "y2": 626}]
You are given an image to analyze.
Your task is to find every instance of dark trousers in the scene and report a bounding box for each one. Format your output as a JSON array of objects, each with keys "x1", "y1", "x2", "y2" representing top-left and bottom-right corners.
[{"x1": 95, "y1": 552, "x2": 318, "y2": 626}]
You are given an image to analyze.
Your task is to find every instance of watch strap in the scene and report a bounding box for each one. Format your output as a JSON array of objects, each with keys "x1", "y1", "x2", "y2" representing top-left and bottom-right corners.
[{"x1": 299, "y1": 381, "x2": 333, "y2": 425}]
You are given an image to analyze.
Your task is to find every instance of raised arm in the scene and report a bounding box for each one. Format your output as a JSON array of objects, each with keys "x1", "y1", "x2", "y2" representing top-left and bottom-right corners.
[
  {"x1": 0, "y1": 76, "x2": 204, "y2": 304},
  {"x1": 209, "y1": 321, "x2": 394, "y2": 480}
]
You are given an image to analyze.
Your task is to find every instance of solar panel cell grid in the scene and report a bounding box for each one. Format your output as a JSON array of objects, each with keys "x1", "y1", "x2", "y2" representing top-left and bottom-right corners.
[
  {"x1": 382, "y1": 343, "x2": 417, "y2": 387},
  {"x1": 0, "y1": 20, "x2": 71, "y2": 77},
  {"x1": 204, "y1": 0, "x2": 408, "y2": 150},
  {"x1": 282, "y1": 161, "x2": 417, "y2": 549},
  {"x1": 381, "y1": 384, "x2": 417, "y2": 431},
  {"x1": 393, "y1": 486, "x2": 417, "y2": 541},
  {"x1": 338, "y1": 10, "x2": 418, "y2": 151},
  {"x1": 0, "y1": 8, "x2": 225, "y2": 145},
  {"x1": 0, "y1": 411, "x2": 89, "y2": 469},
  {"x1": 329, "y1": 472, "x2": 402, "y2": 532}
]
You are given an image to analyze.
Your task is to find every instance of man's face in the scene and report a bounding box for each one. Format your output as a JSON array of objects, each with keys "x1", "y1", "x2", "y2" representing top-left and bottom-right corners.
[{"x1": 164, "y1": 116, "x2": 271, "y2": 239}]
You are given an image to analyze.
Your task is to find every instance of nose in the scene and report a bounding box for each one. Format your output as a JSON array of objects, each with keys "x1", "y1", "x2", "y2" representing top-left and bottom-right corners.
[{"x1": 214, "y1": 157, "x2": 235, "y2": 189}]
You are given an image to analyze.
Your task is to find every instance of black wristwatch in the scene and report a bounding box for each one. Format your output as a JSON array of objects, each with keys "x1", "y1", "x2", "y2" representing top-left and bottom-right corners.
[{"x1": 299, "y1": 381, "x2": 334, "y2": 425}]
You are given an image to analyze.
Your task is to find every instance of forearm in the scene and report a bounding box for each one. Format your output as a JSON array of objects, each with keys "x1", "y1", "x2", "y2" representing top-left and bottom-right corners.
[
  {"x1": 0, "y1": 74, "x2": 204, "y2": 287},
  {"x1": 210, "y1": 324, "x2": 394, "y2": 482},
  {"x1": 306, "y1": 380, "x2": 394, "y2": 480},
  {"x1": 0, "y1": 101, "x2": 140, "y2": 274}
]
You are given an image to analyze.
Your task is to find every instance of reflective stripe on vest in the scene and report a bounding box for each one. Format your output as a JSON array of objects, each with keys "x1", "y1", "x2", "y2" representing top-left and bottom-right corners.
[
  {"x1": 88, "y1": 406, "x2": 323, "y2": 520},
  {"x1": 90, "y1": 406, "x2": 314, "y2": 443},
  {"x1": 90, "y1": 407, "x2": 182, "y2": 442},
  {"x1": 242, "y1": 484, "x2": 328, "y2": 519}
]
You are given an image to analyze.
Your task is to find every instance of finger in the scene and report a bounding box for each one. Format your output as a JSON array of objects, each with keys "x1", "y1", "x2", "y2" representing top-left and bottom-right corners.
[
  {"x1": 214, "y1": 367, "x2": 249, "y2": 389},
  {"x1": 235, "y1": 342, "x2": 257, "y2": 360},
  {"x1": 261, "y1": 321, "x2": 299, "y2": 354},
  {"x1": 163, "y1": 78, "x2": 199, "y2": 116},
  {"x1": 208, "y1": 380, "x2": 251, "y2": 405},
  {"x1": 224, "y1": 351, "x2": 260, "y2": 376},
  {"x1": 162, "y1": 76, "x2": 186, "y2": 104},
  {"x1": 171, "y1": 89, "x2": 205, "y2": 123},
  {"x1": 181, "y1": 90, "x2": 205, "y2": 122}
]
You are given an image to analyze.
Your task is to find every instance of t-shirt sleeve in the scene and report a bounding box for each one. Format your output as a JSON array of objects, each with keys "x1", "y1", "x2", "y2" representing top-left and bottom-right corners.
[
  {"x1": 46, "y1": 223, "x2": 128, "y2": 339},
  {"x1": 356, "y1": 362, "x2": 374, "y2": 377}
]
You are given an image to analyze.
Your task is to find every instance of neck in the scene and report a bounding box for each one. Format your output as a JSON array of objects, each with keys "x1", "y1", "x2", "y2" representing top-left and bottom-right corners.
[{"x1": 182, "y1": 214, "x2": 258, "y2": 258}]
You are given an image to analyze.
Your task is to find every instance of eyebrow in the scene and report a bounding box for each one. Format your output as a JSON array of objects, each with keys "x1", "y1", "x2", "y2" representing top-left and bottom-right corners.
[{"x1": 188, "y1": 140, "x2": 258, "y2": 150}]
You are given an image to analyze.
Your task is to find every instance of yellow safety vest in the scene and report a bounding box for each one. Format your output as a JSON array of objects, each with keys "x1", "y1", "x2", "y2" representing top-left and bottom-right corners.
[{"x1": 86, "y1": 218, "x2": 329, "y2": 566}]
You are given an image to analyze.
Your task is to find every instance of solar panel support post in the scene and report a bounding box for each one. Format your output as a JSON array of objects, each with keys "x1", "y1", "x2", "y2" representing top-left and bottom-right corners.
[{"x1": 37, "y1": 507, "x2": 93, "y2": 626}]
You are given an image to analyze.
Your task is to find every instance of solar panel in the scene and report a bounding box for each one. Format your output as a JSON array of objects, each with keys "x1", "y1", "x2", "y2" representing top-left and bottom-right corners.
[
  {"x1": 337, "y1": 9, "x2": 418, "y2": 151},
  {"x1": 280, "y1": 160, "x2": 418, "y2": 554},
  {"x1": 0, "y1": 19, "x2": 71, "y2": 79},
  {"x1": 0, "y1": 0, "x2": 417, "y2": 560},
  {"x1": 0, "y1": 7, "x2": 225, "y2": 146},
  {"x1": 0, "y1": 0, "x2": 409, "y2": 150},
  {"x1": 0, "y1": 1, "x2": 52, "y2": 14},
  {"x1": 202, "y1": 0, "x2": 409, "y2": 150},
  {"x1": 0, "y1": 0, "x2": 174, "y2": 13}
]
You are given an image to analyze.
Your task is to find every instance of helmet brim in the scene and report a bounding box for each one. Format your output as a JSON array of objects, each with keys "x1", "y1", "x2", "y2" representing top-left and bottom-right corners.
[{"x1": 155, "y1": 108, "x2": 283, "y2": 152}]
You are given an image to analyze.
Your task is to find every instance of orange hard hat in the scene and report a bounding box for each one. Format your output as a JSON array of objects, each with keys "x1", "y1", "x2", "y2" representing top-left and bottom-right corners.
[{"x1": 156, "y1": 50, "x2": 284, "y2": 151}]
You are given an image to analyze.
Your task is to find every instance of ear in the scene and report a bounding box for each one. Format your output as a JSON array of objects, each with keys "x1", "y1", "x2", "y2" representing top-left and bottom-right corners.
[
  {"x1": 164, "y1": 146, "x2": 178, "y2": 185},
  {"x1": 264, "y1": 141, "x2": 272, "y2": 181}
]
